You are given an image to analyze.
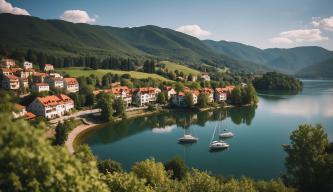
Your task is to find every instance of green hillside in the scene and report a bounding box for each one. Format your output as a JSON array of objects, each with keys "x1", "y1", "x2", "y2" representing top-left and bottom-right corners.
[
  {"x1": 203, "y1": 40, "x2": 333, "y2": 73},
  {"x1": 296, "y1": 58, "x2": 333, "y2": 79},
  {"x1": 159, "y1": 61, "x2": 200, "y2": 75},
  {"x1": 0, "y1": 13, "x2": 269, "y2": 73},
  {"x1": 56, "y1": 67, "x2": 171, "y2": 81}
]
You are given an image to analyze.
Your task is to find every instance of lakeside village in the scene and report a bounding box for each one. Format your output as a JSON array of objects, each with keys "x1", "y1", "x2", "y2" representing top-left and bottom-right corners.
[{"x1": 0, "y1": 58, "x2": 258, "y2": 125}]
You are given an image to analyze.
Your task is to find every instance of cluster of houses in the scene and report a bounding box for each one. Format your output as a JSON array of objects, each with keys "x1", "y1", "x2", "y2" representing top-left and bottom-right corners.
[
  {"x1": 2, "y1": 58, "x2": 235, "y2": 121},
  {"x1": 0, "y1": 59, "x2": 79, "y2": 93},
  {"x1": 93, "y1": 83, "x2": 235, "y2": 108}
]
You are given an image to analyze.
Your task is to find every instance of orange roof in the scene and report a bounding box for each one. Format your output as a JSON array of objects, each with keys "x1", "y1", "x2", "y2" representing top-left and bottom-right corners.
[
  {"x1": 1, "y1": 68, "x2": 12, "y2": 72},
  {"x1": 33, "y1": 72, "x2": 48, "y2": 77},
  {"x1": 36, "y1": 94, "x2": 73, "y2": 107},
  {"x1": 200, "y1": 87, "x2": 213, "y2": 94},
  {"x1": 15, "y1": 104, "x2": 25, "y2": 110},
  {"x1": 25, "y1": 68, "x2": 35, "y2": 72},
  {"x1": 5, "y1": 75, "x2": 18, "y2": 80},
  {"x1": 34, "y1": 83, "x2": 49, "y2": 87},
  {"x1": 135, "y1": 87, "x2": 158, "y2": 94},
  {"x1": 44, "y1": 64, "x2": 53, "y2": 66},
  {"x1": 25, "y1": 112, "x2": 36, "y2": 120},
  {"x1": 64, "y1": 78, "x2": 78, "y2": 85}
]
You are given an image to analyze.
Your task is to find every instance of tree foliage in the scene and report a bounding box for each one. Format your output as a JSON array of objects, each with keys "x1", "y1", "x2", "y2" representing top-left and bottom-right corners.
[
  {"x1": 0, "y1": 113, "x2": 108, "y2": 191},
  {"x1": 164, "y1": 157, "x2": 188, "y2": 180},
  {"x1": 253, "y1": 72, "x2": 303, "y2": 91},
  {"x1": 98, "y1": 159, "x2": 123, "y2": 174},
  {"x1": 283, "y1": 124, "x2": 333, "y2": 192},
  {"x1": 197, "y1": 93, "x2": 209, "y2": 108},
  {"x1": 132, "y1": 158, "x2": 170, "y2": 188}
]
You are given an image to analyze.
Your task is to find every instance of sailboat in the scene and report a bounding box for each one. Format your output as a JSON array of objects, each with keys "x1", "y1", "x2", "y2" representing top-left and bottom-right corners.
[
  {"x1": 209, "y1": 113, "x2": 229, "y2": 151},
  {"x1": 219, "y1": 110, "x2": 234, "y2": 139},
  {"x1": 178, "y1": 117, "x2": 198, "y2": 143}
]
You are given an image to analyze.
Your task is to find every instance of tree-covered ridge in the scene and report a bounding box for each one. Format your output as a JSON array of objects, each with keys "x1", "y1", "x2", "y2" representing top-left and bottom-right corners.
[
  {"x1": 253, "y1": 72, "x2": 303, "y2": 91},
  {"x1": 203, "y1": 40, "x2": 333, "y2": 74},
  {"x1": 0, "y1": 13, "x2": 269, "y2": 73}
]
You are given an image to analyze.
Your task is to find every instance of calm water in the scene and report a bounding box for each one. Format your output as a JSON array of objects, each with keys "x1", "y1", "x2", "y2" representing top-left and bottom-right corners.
[{"x1": 79, "y1": 80, "x2": 333, "y2": 179}]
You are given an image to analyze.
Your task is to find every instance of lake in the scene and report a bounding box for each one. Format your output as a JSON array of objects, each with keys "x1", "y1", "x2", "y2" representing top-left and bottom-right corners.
[{"x1": 78, "y1": 80, "x2": 333, "y2": 179}]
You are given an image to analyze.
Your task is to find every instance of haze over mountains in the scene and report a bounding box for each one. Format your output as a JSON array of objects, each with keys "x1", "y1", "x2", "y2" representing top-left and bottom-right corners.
[{"x1": 1, "y1": 13, "x2": 332, "y2": 78}]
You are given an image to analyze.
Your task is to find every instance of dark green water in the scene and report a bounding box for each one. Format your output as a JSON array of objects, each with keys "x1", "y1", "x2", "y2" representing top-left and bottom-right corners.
[{"x1": 79, "y1": 80, "x2": 333, "y2": 179}]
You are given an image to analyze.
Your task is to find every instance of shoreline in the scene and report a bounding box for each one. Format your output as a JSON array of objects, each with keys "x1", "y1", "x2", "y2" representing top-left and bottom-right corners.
[{"x1": 64, "y1": 104, "x2": 253, "y2": 153}]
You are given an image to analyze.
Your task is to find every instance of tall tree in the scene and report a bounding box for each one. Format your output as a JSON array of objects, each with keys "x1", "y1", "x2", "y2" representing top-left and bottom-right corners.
[{"x1": 283, "y1": 124, "x2": 333, "y2": 192}]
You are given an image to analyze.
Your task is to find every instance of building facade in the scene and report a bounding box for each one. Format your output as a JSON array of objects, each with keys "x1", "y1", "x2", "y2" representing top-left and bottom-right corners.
[{"x1": 28, "y1": 94, "x2": 74, "y2": 118}]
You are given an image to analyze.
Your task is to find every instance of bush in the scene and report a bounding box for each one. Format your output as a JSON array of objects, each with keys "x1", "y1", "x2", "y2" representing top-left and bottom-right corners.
[
  {"x1": 98, "y1": 159, "x2": 123, "y2": 174},
  {"x1": 164, "y1": 157, "x2": 188, "y2": 180},
  {"x1": 132, "y1": 158, "x2": 169, "y2": 188}
]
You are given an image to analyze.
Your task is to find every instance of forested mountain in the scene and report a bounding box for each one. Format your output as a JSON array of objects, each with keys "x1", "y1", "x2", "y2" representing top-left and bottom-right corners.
[
  {"x1": 203, "y1": 40, "x2": 333, "y2": 74},
  {"x1": 1, "y1": 13, "x2": 332, "y2": 77},
  {"x1": 296, "y1": 58, "x2": 333, "y2": 79},
  {"x1": 0, "y1": 13, "x2": 268, "y2": 73}
]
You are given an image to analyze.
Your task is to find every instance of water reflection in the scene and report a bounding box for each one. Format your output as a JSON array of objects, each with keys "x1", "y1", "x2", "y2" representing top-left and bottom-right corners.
[{"x1": 79, "y1": 106, "x2": 257, "y2": 145}]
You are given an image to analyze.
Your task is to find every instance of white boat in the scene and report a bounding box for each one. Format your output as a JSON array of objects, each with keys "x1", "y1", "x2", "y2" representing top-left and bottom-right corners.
[
  {"x1": 219, "y1": 129, "x2": 234, "y2": 138},
  {"x1": 208, "y1": 117, "x2": 230, "y2": 151},
  {"x1": 209, "y1": 140, "x2": 229, "y2": 150},
  {"x1": 178, "y1": 134, "x2": 198, "y2": 143},
  {"x1": 178, "y1": 117, "x2": 198, "y2": 143}
]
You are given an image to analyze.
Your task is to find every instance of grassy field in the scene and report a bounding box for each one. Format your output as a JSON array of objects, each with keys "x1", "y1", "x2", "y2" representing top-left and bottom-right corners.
[
  {"x1": 159, "y1": 61, "x2": 200, "y2": 75},
  {"x1": 56, "y1": 67, "x2": 171, "y2": 81}
]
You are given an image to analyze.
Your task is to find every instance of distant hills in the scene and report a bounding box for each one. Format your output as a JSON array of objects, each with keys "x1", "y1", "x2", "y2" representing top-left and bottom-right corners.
[
  {"x1": 0, "y1": 13, "x2": 332, "y2": 78},
  {"x1": 0, "y1": 13, "x2": 267, "y2": 73},
  {"x1": 296, "y1": 58, "x2": 333, "y2": 79},
  {"x1": 203, "y1": 40, "x2": 333, "y2": 75}
]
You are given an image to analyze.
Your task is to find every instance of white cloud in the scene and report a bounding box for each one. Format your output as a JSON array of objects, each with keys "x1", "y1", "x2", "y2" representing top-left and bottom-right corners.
[
  {"x1": 60, "y1": 10, "x2": 95, "y2": 23},
  {"x1": 175, "y1": 25, "x2": 211, "y2": 38},
  {"x1": 152, "y1": 125, "x2": 177, "y2": 134},
  {"x1": 270, "y1": 37, "x2": 293, "y2": 44},
  {"x1": 312, "y1": 16, "x2": 333, "y2": 31},
  {"x1": 270, "y1": 29, "x2": 328, "y2": 44},
  {"x1": 0, "y1": 0, "x2": 30, "y2": 15}
]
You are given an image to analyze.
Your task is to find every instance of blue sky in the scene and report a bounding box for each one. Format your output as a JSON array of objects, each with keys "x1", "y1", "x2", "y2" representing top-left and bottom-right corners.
[{"x1": 2, "y1": 0, "x2": 333, "y2": 50}]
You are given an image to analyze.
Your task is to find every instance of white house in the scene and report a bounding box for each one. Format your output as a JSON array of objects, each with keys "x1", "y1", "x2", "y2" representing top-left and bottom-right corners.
[
  {"x1": 132, "y1": 87, "x2": 161, "y2": 106},
  {"x1": 43, "y1": 64, "x2": 54, "y2": 72},
  {"x1": 28, "y1": 94, "x2": 74, "y2": 119},
  {"x1": 23, "y1": 61, "x2": 33, "y2": 69},
  {"x1": 0, "y1": 59, "x2": 16, "y2": 68},
  {"x1": 0, "y1": 68, "x2": 13, "y2": 76},
  {"x1": 63, "y1": 78, "x2": 79, "y2": 93},
  {"x1": 31, "y1": 83, "x2": 50, "y2": 93},
  {"x1": 2, "y1": 75, "x2": 20, "y2": 90},
  {"x1": 46, "y1": 77, "x2": 64, "y2": 89},
  {"x1": 164, "y1": 86, "x2": 176, "y2": 100},
  {"x1": 172, "y1": 91, "x2": 198, "y2": 107},
  {"x1": 111, "y1": 86, "x2": 132, "y2": 106},
  {"x1": 200, "y1": 72, "x2": 211, "y2": 81},
  {"x1": 214, "y1": 88, "x2": 227, "y2": 102}
]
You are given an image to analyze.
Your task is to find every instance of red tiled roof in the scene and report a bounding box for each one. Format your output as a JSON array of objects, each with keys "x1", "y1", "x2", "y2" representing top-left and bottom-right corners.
[
  {"x1": 1, "y1": 68, "x2": 12, "y2": 72},
  {"x1": 63, "y1": 78, "x2": 78, "y2": 85},
  {"x1": 5, "y1": 75, "x2": 19, "y2": 80},
  {"x1": 34, "y1": 83, "x2": 49, "y2": 87},
  {"x1": 15, "y1": 104, "x2": 25, "y2": 110},
  {"x1": 36, "y1": 94, "x2": 73, "y2": 107},
  {"x1": 25, "y1": 112, "x2": 36, "y2": 120},
  {"x1": 33, "y1": 72, "x2": 48, "y2": 77}
]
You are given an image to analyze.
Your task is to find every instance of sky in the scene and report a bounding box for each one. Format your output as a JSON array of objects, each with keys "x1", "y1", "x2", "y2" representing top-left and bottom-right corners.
[{"x1": 2, "y1": 0, "x2": 333, "y2": 50}]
